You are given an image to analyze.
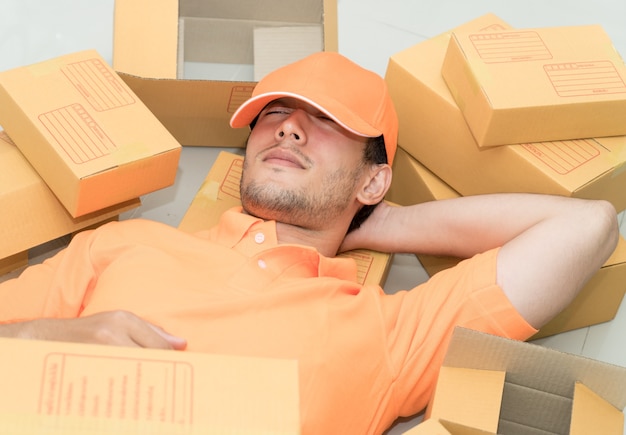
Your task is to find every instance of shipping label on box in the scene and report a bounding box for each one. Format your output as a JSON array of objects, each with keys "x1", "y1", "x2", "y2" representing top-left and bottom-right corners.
[
  {"x1": 0, "y1": 130, "x2": 140, "y2": 267},
  {"x1": 442, "y1": 25, "x2": 626, "y2": 147},
  {"x1": 0, "y1": 50, "x2": 181, "y2": 217},
  {"x1": 0, "y1": 337, "x2": 300, "y2": 434},
  {"x1": 179, "y1": 150, "x2": 393, "y2": 286},
  {"x1": 113, "y1": 0, "x2": 338, "y2": 147}
]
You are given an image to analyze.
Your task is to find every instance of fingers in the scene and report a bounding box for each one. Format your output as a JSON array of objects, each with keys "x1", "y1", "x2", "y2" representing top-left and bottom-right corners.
[
  {"x1": 146, "y1": 323, "x2": 188, "y2": 350},
  {"x1": 33, "y1": 311, "x2": 188, "y2": 350},
  {"x1": 102, "y1": 310, "x2": 187, "y2": 350}
]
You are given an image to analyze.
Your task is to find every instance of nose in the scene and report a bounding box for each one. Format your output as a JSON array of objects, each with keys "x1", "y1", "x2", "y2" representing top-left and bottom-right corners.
[{"x1": 275, "y1": 110, "x2": 307, "y2": 144}]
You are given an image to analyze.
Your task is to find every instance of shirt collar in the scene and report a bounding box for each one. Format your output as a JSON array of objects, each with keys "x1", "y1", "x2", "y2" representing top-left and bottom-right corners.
[{"x1": 209, "y1": 207, "x2": 358, "y2": 282}]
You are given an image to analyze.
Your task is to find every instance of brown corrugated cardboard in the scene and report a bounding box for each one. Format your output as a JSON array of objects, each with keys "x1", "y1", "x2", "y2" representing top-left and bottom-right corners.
[
  {"x1": 0, "y1": 252, "x2": 28, "y2": 277},
  {"x1": 421, "y1": 327, "x2": 626, "y2": 434},
  {"x1": 0, "y1": 131, "x2": 140, "y2": 273},
  {"x1": 403, "y1": 418, "x2": 496, "y2": 434},
  {"x1": 442, "y1": 25, "x2": 626, "y2": 147},
  {"x1": 386, "y1": 145, "x2": 626, "y2": 339},
  {"x1": 385, "y1": 16, "x2": 626, "y2": 213},
  {"x1": 0, "y1": 337, "x2": 299, "y2": 433},
  {"x1": 386, "y1": 147, "x2": 460, "y2": 207},
  {"x1": 0, "y1": 50, "x2": 181, "y2": 217},
  {"x1": 113, "y1": 0, "x2": 338, "y2": 147},
  {"x1": 178, "y1": 150, "x2": 393, "y2": 286}
]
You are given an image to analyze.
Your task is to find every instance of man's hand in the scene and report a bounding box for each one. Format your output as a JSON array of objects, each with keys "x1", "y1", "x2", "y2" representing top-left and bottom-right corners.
[{"x1": 0, "y1": 310, "x2": 187, "y2": 350}]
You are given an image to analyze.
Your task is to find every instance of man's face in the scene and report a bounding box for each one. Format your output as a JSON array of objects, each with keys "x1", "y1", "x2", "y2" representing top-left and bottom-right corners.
[{"x1": 240, "y1": 98, "x2": 369, "y2": 230}]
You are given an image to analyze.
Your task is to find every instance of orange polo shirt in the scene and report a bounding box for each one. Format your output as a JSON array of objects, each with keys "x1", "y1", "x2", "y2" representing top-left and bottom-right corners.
[{"x1": 0, "y1": 208, "x2": 535, "y2": 434}]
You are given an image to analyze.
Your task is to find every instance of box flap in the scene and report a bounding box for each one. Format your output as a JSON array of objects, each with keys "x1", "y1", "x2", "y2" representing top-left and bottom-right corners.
[
  {"x1": 427, "y1": 367, "x2": 504, "y2": 433},
  {"x1": 402, "y1": 418, "x2": 497, "y2": 434},
  {"x1": 444, "y1": 328, "x2": 626, "y2": 433},
  {"x1": 570, "y1": 382, "x2": 624, "y2": 435},
  {"x1": 253, "y1": 26, "x2": 324, "y2": 81},
  {"x1": 113, "y1": 0, "x2": 179, "y2": 79}
]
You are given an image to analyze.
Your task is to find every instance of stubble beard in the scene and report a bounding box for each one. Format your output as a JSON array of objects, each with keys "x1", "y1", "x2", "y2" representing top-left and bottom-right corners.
[{"x1": 240, "y1": 163, "x2": 363, "y2": 230}]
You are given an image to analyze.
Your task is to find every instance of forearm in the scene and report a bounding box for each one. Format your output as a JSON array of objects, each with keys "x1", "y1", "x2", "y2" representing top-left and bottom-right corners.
[{"x1": 345, "y1": 194, "x2": 618, "y2": 258}]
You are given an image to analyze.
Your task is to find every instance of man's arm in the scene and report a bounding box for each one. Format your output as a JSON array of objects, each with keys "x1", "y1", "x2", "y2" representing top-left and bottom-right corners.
[
  {"x1": 341, "y1": 193, "x2": 619, "y2": 328},
  {"x1": 0, "y1": 225, "x2": 187, "y2": 350}
]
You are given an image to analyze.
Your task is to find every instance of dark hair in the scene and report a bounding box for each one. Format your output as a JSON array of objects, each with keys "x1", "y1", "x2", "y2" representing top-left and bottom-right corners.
[{"x1": 346, "y1": 135, "x2": 387, "y2": 233}]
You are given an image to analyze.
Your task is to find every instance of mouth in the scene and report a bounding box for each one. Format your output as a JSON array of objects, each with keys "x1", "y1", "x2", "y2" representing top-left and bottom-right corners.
[{"x1": 262, "y1": 148, "x2": 307, "y2": 169}]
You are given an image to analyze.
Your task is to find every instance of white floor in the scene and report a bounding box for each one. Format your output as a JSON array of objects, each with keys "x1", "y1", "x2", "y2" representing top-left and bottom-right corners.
[{"x1": 2, "y1": 0, "x2": 626, "y2": 433}]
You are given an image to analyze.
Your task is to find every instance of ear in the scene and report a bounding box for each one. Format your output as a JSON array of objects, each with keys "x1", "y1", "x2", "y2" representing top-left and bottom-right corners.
[{"x1": 356, "y1": 164, "x2": 392, "y2": 206}]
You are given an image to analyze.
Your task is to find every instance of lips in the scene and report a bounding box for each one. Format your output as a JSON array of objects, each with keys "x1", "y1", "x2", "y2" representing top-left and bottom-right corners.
[{"x1": 262, "y1": 148, "x2": 307, "y2": 169}]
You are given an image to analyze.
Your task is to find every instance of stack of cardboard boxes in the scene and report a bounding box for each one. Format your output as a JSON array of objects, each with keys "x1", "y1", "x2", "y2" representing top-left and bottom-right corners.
[
  {"x1": 384, "y1": 14, "x2": 626, "y2": 434},
  {"x1": 0, "y1": 49, "x2": 182, "y2": 276},
  {"x1": 385, "y1": 13, "x2": 626, "y2": 340}
]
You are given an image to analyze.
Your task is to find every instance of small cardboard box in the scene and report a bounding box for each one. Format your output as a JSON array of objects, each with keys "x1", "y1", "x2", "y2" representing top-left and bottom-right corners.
[
  {"x1": 385, "y1": 15, "x2": 626, "y2": 213},
  {"x1": 420, "y1": 327, "x2": 626, "y2": 434},
  {"x1": 0, "y1": 50, "x2": 181, "y2": 217},
  {"x1": 442, "y1": 25, "x2": 626, "y2": 147},
  {"x1": 387, "y1": 146, "x2": 626, "y2": 339},
  {"x1": 0, "y1": 131, "x2": 140, "y2": 274},
  {"x1": 178, "y1": 150, "x2": 393, "y2": 287},
  {"x1": 0, "y1": 337, "x2": 299, "y2": 433},
  {"x1": 113, "y1": 0, "x2": 338, "y2": 147}
]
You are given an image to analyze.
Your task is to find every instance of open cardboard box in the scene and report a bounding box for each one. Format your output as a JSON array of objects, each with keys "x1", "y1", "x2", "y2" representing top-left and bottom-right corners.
[
  {"x1": 0, "y1": 50, "x2": 181, "y2": 217},
  {"x1": 0, "y1": 131, "x2": 140, "y2": 275},
  {"x1": 178, "y1": 150, "x2": 393, "y2": 287},
  {"x1": 385, "y1": 14, "x2": 626, "y2": 213},
  {"x1": 0, "y1": 336, "x2": 299, "y2": 434},
  {"x1": 386, "y1": 146, "x2": 626, "y2": 339},
  {"x1": 442, "y1": 25, "x2": 626, "y2": 147},
  {"x1": 113, "y1": 0, "x2": 338, "y2": 147},
  {"x1": 412, "y1": 327, "x2": 626, "y2": 434}
]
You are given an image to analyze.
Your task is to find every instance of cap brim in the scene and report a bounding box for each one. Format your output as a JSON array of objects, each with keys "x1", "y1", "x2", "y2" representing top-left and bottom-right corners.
[{"x1": 230, "y1": 91, "x2": 382, "y2": 138}]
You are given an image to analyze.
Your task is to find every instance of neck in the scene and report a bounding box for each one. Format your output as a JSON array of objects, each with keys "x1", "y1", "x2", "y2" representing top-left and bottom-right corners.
[{"x1": 274, "y1": 221, "x2": 350, "y2": 257}]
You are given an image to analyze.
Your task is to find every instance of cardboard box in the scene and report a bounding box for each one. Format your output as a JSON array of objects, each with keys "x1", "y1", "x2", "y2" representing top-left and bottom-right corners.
[
  {"x1": 387, "y1": 146, "x2": 626, "y2": 339},
  {"x1": 386, "y1": 147, "x2": 461, "y2": 207},
  {"x1": 442, "y1": 25, "x2": 626, "y2": 147},
  {"x1": 385, "y1": 15, "x2": 626, "y2": 213},
  {"x1": 0, "y1": 251, "x2": 28, "y2": 277},
  {"x1": 0, "y1": 337, "x2": 299, "y2": 433},
  {"x1": 0, "y1": 50, "x2": 181, "y2": 217},
  {"x1": 531, "y1": 234, "x2": 626, "y2": 339},
  {"x1": 0, "y1": 131, "x2": 141, "y2": 273},
  {"x1": 420, "y1": 327, "x2": 626, "y2": 434},
  {"x1": 403, "y1": 418, "x2": 495, "y2": 434},
  {"x1": 113, "y1": 0, "x2": 338, "y2": 147},
  {"x1": 178, "y1": 150, "x2": 393, "y2": 286}
]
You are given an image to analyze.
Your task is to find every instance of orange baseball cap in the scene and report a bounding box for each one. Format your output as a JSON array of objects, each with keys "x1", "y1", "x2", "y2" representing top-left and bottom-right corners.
[{"x1": 230, "y1": 52, "x2": 398, "y2": 165}]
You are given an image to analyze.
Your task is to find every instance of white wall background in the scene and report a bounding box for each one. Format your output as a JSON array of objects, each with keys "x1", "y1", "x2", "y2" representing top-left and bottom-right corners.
[{"x1": 1, "y1": 0, "x2": 625, "y2": 78}]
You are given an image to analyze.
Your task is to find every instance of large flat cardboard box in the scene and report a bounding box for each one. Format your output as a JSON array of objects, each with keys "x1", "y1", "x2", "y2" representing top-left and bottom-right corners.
[
  {"x1": 0, "y1": 131, "x2": 140, "y2": 274},
  {"x1": 385, "y1": 15, "x2": 626, "y2": 213},
  {"x1": 113, "y1": 0, "x2": 338, "y2": 147},
  {"x1": 387, "y1": 146, "x2": 626, "y2": 339},
  {"x1": 442, "y1": 25, "x2": 626, "y2": 147},
  {"x1": 178, "y1": 150, "x2": 393, "y2": 287},
  {"x1": 0, "y1": 337, "x2": 299, "y2": 433},
  {"x1": 0, "y1": 50, "x2": 181, "y2": 217},
  {"x1": 418, "y1": 327, "x2": 626, "y2": 434}
]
